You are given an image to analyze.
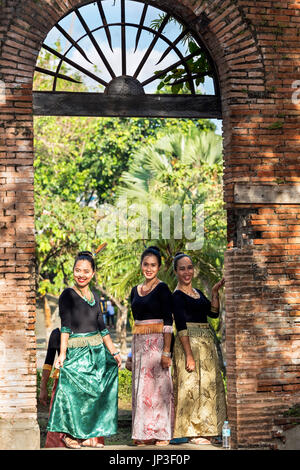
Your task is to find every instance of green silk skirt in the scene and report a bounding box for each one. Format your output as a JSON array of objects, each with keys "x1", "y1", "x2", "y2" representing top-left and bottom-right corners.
[{"x1": 47, "y1": 330, "x2": 118, "y2": 439}]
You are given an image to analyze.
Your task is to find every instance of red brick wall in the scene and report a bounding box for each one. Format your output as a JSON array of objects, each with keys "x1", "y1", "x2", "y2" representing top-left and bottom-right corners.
[{"x1": 0, "y1": 0, "x2": 299, "y2": 449}]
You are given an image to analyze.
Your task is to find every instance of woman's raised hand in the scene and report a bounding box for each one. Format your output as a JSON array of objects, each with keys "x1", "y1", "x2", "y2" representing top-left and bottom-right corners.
[{"x1": 212, "y1": 277, "x2": 225, "y2": 293}]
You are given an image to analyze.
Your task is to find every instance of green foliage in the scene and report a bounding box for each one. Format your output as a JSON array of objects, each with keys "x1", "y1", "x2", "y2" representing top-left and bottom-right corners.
[
  {"x1": 34, "y1": 116, "x2": 215, "y2": 207},
  {"x1": 283, "y1": 404, "x2": 300, "y2": 417},
  {"x1": 267, "y1": 121, "x2": 283, "y2": 130},
  {"x1": 102, "y1": 128, "x2": 226, "y2": 297},
  {"x1": 35, "y1": 194, "x2": 99, "y2": 295},
  {"x1": 150, "y1": 14, "x2": 212, "y2": 94},
  {"x1": 36, "y1": 370, "x2": 55, "y2": 400},
  {"x1": 155, "y1": 47, "x2": 211, "y2": 95},
  {"x1": 118, "y1": 369, "x2": 132, "y2": 403}
]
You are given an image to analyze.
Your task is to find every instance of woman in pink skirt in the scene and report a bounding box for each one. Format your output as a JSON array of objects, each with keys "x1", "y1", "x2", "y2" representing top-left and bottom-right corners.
[{"x1": 129, "y1": 246, "x2": 174, "y2": 446}]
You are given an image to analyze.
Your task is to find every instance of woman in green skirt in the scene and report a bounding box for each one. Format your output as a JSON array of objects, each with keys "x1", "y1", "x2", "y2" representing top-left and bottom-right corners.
[{"x1": 47, "y1": 251, "x2": 122, "y2": 449}]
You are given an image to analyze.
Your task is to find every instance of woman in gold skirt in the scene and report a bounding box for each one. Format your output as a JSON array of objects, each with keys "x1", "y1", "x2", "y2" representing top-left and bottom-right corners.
[{"x1": 172, "y1": 252, "x2": 226, "y2": 445}]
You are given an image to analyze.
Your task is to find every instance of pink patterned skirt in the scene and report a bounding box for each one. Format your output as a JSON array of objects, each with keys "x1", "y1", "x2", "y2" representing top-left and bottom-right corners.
[{"x1": 131, "y1": 319, "x2": 174, "y2": 441}]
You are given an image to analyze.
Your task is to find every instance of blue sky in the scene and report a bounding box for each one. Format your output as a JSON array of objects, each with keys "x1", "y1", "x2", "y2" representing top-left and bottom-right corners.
[{"x1": 41, "y1": 0, "x2": 222, "y2": 134}]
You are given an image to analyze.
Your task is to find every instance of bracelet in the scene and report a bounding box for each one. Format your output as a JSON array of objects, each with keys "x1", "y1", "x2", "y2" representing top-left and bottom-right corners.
[
  {"x1": 113, "y1": 351, "x2": 120, "y2": 357},
  {"x1": 162, "y1": 351, "x2": 171, "y2": 358}
]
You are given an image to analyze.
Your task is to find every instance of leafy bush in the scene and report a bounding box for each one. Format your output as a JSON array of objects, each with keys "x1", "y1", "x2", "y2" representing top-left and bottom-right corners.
[
  {"x1": 37, "y1": 369, "x2": 132, "y2": 403},
  {"x1": 37, "y1": 369, "x2": 55, "y2": 400},
  {"x1": 118, "y1": 369, "x2": 132, "y2": 403}
]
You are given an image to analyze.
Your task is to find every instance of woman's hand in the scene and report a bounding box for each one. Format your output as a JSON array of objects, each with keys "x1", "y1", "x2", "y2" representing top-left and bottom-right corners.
[
  {"x1": 185, "y1": 354, "x2": 195, "y2": 372},
  {"x1": 113, "y1": 353, "x2": 122, "y2": 368},
  {"x1": 212, "y1": 277, "x2": 225, "y2": 293},
  {"x1": 102, "y1": 334, "x2": 122, "y2": 368},
  {"x1": 161, "y1": 355, "x2": 172, "y2": 369},
  {"x1": 55, "y1": 353, "x2": 66, "y2": 369}
]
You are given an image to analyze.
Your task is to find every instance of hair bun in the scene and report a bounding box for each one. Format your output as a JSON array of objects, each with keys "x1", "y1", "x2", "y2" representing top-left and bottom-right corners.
[
  {"x1": 141, "y1": 246, "x2": 162, "y2": 267},
  {"x1": 148, "y1": 245, "x2": 161, "y2": 254},
  {"x1": 78, "y1": 250, "x2": 93, "y2": 257}
]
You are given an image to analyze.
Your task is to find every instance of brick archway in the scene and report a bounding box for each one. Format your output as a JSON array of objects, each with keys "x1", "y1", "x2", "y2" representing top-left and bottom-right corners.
[{"x1": 0, "y1": 1, "x2": 299, "y2": 450}]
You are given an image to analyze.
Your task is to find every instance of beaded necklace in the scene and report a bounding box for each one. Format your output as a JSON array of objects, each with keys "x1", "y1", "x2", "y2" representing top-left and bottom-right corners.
[
  {"x1": 140, "y1": 278, "x2": 159, "y2": 296},
  {"x1": 74, "y1": 286, "x2": 96, "y2": 306},
  {"x1": 176, "y1": 285, "x2": 200, "y2": 299}
]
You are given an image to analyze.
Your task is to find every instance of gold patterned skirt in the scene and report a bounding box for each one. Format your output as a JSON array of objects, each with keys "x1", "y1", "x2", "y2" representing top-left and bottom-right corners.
[{"x1": 172, "y1": 323, "x2": 227, "y2": 438}]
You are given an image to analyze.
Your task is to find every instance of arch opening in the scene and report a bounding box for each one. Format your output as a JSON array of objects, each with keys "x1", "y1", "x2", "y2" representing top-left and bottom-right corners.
[{"x1": 33, "y1": 0, "x2": 221, "y2": 119}]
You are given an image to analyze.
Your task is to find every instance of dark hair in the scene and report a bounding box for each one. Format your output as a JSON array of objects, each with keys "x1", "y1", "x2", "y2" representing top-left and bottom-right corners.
[
  {"x1": 141, "y1": 246, "x2": 161, "y2": 267},
  {"x1": 173, "y1": 252, "x2": 193, "y2": 271},
  {"x1": 73, "y1": 251, "x2": 95, "y2": 271}
]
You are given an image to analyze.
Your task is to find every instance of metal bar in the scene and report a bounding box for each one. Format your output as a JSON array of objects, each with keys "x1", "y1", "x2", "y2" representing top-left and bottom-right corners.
[
  {"x1": 170, "y1": 72, "x2": 210, "y2": 87},
  {"x1": 41, "y1": 44, "x2": 108, "y2": 87},
  {"x1": 38, "y1": 20, "x2": 215, "y2": 96},
  {"x1": 35, "y1": 66, "x2": 82, "y2": 84},
  {"x1": 133, "y1": 14, "x2": 171, "y2": 80},
  {"x1": 66, "y1": 21, "x2": 202, "y2": 95},
  {"x1": 156, "y1": 29, "x2": 189, "y2": 65},
  {"x1": 55, "y1": 23, "x2": 93, "y2": 64},
  {"x1": 97, "y1": 0, "x2": 113, "y2": 52},
  {"x1": 74, "y1": 7, "x2": 115, "y2": 79},
  {"x1": 134, "y1": 3, "x2": 148, "y2": 52},
  {"x1": 141, "y1": 48, "x2": 201, "y2": 87},
  {"x1": 33, "y1": 91, "x2": 222, "y2": 119},
  {"x1": 121, "y1": 0, "x2": 126, "y2": 76}
]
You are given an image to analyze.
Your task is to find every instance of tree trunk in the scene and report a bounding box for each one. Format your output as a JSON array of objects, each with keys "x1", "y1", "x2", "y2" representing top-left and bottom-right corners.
[
  {"x1": 44, "y1": 295, "x2": 52, "y2": 343},
  {"x1": 118, "y1": 305, "x2": 128, "y2": 356},
  {"x1": 94, "y1": 274, "x2": 128, "y2": 356},
  {"x1": 116, "y1": 308, "x2": 122, "y2": 343}
]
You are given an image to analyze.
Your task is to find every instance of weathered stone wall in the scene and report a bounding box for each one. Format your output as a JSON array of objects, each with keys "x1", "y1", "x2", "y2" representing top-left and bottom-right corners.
[{"x1": 0, "y1": 0, "x2": 299, "y2": 449}]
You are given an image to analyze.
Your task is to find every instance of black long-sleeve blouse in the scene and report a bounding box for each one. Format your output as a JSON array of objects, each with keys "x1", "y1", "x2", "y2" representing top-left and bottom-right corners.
[
  {"x1": 44, "y1": 328, "x2": 60, "y2": 367},
  {"x1": 172, "y1": 288, "x2": 219, "y2": 332},
  {"x1": 130, "y1": 281, "x2": 173, "y2": 326},
  {"x1": 59, "y1": 287, "x2": 106, "y2": 334}
]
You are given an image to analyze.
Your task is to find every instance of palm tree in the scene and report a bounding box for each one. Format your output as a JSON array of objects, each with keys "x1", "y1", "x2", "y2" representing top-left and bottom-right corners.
[
  {"x1": 115, "y1": 128, "x2": 226, "y2": 293},
  {"x1": 96, "y1": 128, "x2": 226, "y2": 350}
]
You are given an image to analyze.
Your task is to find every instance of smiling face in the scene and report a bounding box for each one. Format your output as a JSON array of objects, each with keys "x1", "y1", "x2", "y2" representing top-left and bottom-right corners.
[
  {"x1": 175, "y1": 256, "x2": 194, "y2": 286},
  {"x1": 141, "y1": 254, "x2": 160, "y2": 282},
  {"x1": 73, "y1": 259, "x2": 94, "y2": 289}
]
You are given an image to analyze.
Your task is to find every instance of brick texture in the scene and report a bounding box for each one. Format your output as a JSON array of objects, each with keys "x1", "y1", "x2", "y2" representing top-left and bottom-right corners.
[{"x1": 0, "y1": 0, "x2": 299, "y2": 449}]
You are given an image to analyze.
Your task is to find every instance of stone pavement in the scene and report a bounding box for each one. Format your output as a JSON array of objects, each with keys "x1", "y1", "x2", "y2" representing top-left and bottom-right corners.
[{"x1": 42, "y1": 443, "x2": 221, "y2": 450}]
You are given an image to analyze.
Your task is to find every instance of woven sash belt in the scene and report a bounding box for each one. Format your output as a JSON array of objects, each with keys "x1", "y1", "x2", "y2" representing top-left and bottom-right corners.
[
  {"x1": 178, "y1": 322, "x2": 214, "y2": 339},
  {"x1": 132, "y1": 320, "x2": 164, "y2": 335},
  {"x1": 67, "y1": 332, "x2": 103, "y2": 348}
]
